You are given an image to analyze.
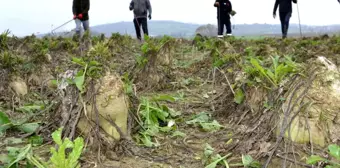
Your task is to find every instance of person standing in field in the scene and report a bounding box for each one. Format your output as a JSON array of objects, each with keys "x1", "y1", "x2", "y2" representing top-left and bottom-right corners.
[
  {"x1": 129, "y1": 0, "x2": 152, "y2": 41},
  {"x1": 72, "y1": 0, "x2": 90, "y2": 36},
  {"x1": 273, "y1": 0, "x2": 297, "y2": 39},
  {"x1": 214, "y1": 0, "x2": 233, "y2": 38}
]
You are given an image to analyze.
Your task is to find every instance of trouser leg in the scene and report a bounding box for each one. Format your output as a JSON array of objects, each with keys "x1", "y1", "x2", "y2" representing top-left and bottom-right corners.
[
  {"x1": 82, "y1": 20, "x2": 90, "y2": 31},
  {"x1": 141, "y1": 18, "x2": 149, "y2": 36},
  {"x1": 133, "y1": 18, "x2": 142, "y2": 40},
  {"x1": 218, "y1": 17, "x2": 225, "y2": 36},
  {"x1": 226, "y1": 17, "x2": 232, "y2": 34},
  {"x1": 279, "y1": 12, "x2": 291, "y2": 38},
  {"x1": 284, "y1": 12, "x2": 292, "y2": 37},
  {"x1": 75, "y1": 19, "x2": 82, "y2": 36},
  {"x1": 279, "y1": 12, "x2": 285, "y2": 35}
]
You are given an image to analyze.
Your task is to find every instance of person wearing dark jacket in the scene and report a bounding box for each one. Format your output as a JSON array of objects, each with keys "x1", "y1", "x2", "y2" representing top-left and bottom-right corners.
[
  {"x1": 214, "y1": 0, "x2": 233, "y2": 37},
  {"x1": 72, "y1": 0, "x2": 90, "y2": 36},
  {"x1": 273, "y1": 0, "x2": 297, "y2": 39},
  {"x1": 129, "y1": 0, "x2": 152, "y2": 41}
]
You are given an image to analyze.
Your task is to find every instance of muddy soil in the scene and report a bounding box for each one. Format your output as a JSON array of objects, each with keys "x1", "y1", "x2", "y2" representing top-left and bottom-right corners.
[{"x1": 1, "y1": 34, "x2": 340, "y2": 168}]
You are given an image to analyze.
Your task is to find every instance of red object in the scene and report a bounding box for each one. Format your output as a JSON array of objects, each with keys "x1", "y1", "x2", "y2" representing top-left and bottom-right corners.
[{"x1": 78, "y1": 14, "x2": 83, "y2": 19}]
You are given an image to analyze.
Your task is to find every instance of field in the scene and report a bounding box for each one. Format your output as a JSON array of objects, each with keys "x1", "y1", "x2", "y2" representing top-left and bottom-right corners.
[{"x1": 1, "y1": 31, "x2": 340, "y2": 168}]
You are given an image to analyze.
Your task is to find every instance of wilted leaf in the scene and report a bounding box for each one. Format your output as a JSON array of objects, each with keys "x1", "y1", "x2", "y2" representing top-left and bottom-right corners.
[
  {"x1": 306, "y1": 155, "x2": 326, "y2": 165},
  {"x1": 6, "y1": 144, "x2": 31, "y2": 168},
  {"x1": 167, "y1": 107, "x2": 181, "y2": 117},
  {"x1": 200, "y1": 120, "x2": 223, "y2": 132},
  {"x1": 186, "y1": 112, "x2": 210, "y2": 125},
  {"x1": 143, "y1": 126, "x2": 159, "y2": 137},
  {"x1": 204, "y1": 143, "x2": 214, "y2": 157},
  {"x1": 16, "y1": 123, "x2": 40, "y2": 133},
  {"x1": 171, "y1": 131, "x2": 186, "y2": 138},
  {"x1": 0, "y1": 154, "x2": 11, "y2": 164},
  {"x1": 159, "y1": 126, "x2": 172, "y2": 133},
  {"x1": 140, "y1": 134, "x2": 156, "y2": 147},
  {"x1": 242, "y1": 154, "x2": 254, "y2": 166},
  {"x1": 4, "y1": 137, "x2": 23, "y2": 145},
  {"x1": 17, "y1": 105, "x2": 43, "y2": 113},
  {"x1": 6, "y1": 146, "x2": 21, "y2": 156},
  {"x1": 205, "y1": 155, "x2": 228, "y2": 168},
  {"x1": 212, "y1": 154, "x2": 231, "y2": 168}
]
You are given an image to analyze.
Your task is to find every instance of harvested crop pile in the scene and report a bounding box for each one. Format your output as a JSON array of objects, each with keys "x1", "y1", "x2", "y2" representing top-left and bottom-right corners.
[
  {"x1": 77, "y1": 72, "x2": 129, "y2": 141},
  {"x1": 279, "y1": 56, "x2": 340, "y2": 147},
  {"x1": 1, "y1": 32, "x2": 340, "y2": 168}
]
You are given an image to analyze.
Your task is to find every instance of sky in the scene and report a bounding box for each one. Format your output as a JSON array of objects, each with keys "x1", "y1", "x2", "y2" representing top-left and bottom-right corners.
[{"x1": 1, "y1": 0, "x2": 340, "y2": 36}]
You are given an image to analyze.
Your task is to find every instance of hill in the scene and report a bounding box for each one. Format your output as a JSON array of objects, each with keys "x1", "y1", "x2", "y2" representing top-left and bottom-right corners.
[
  {"x1": 91, "y1": 20, "x2": 200, "y2": 38},
  {"x1": 39, "y1": 20, "x2": 340, "y2": 38}
]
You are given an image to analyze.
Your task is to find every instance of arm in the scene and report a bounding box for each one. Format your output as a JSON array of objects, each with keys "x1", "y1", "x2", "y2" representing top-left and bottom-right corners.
[
  {"x1": 229, "y1": 1, "x2": 232, "y2": 13},
  {"x1": 146, "y1": 0, "x2": 152, "y2": 16},
  {"x1": 129, "y1": 1, "x2": 134, "y2": 11},
  {"x1": 273, "y1": 0, "x2": 279, "y2": 14}
]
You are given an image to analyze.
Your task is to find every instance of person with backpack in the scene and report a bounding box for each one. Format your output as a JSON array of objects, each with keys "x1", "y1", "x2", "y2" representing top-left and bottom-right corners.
[
  {"x1": 273, "y1": 0, "x2": 297, "y2": 39},
  {"x1": 129, "y1": 0, "x2": 152, "y2": 41},
  {"x1": 72, "y1": 0, "x2": 90, "y2": 36},
  {"x1": 214, "y1": 0, "x2": 234, "y2": 38}
]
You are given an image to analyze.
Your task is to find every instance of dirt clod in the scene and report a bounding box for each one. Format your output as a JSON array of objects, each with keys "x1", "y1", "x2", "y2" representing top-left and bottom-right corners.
[{"x1": 9, "y1": 77, "x2": 28, "y2": 96}]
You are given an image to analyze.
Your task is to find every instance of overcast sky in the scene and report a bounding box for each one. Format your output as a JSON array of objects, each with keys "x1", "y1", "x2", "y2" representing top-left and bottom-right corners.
[{"x1": 1, "y1": 0, "x2": 340, "y2": 36}]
